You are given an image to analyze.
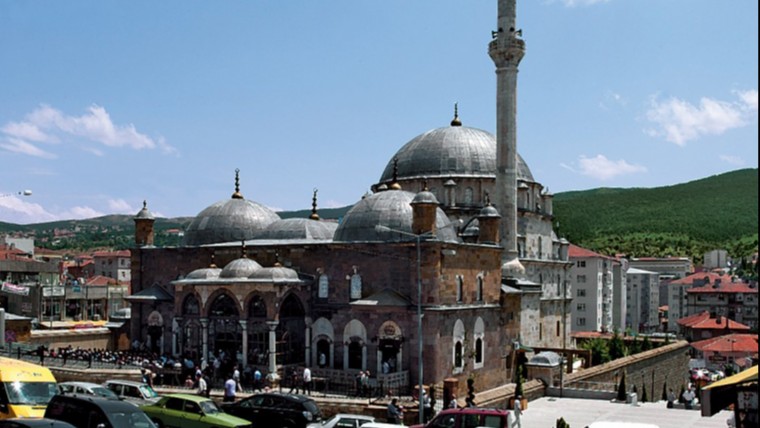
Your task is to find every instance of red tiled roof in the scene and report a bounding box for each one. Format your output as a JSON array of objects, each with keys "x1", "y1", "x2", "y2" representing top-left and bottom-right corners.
[
  {"x1": 568, "y1": 244, "x2": 615, "y2": 260},
  {"x1": 677, "y1": 311, "x2": 750, "y2": 330},
  {"x1": 92, "y1": 250, "x2": 131, "y2": 258},
  {"x1": 671, "y1": 272, "x2": 733, "y2": 286},
  {"x1": 687, "y1": 282, "x2": 758, "y2": 294},
  {"x1": 85, "y1": 275, "x2": 118, "y2": 286},
  {"x1": 691, "y1": 334, "x2": 759, "y2": 353},
  {"x1": 570, "y1": 331, "x2": 614, "y2": 339}
]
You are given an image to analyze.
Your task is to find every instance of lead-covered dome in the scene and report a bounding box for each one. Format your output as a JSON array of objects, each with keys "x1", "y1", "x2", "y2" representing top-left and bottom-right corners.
[
  {"x1": 183, "y1": 170, "x2": 280, "y2": 246},
  {"x1": 220, "y1": 257, "x2": 262, "y2": 279},
  {"x1": 377, "y1": 124, "x2": 533, "y2": 183},
  {"x1": 253, "y1": 218, "x2": 337, "y2": 241},
  {"x1": 334, "y1": 190, "x2": 458, "y2": 243}
]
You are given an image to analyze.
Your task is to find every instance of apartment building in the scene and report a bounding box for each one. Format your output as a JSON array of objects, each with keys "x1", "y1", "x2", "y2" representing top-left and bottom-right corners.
[
  {"x1": 686, "y1": 279, "x2": 758, "y2": 330},
  {"x1": 92, "y1": 250, "x2": 131, "y2": 284},
  {"x1": 667, "y1": 272, "x2": 733, "y2": 332},
  {"x1": 568, "y1": 244, "x2": 617, "y2": 333},
  {"x1": 625, "y1": 267, "x2": 660, "y2": 334}
]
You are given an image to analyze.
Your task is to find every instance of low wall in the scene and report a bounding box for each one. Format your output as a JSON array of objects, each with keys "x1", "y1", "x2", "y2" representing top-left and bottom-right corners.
[{"x1": 28, "y1": 328, "x2": 113, "y2": 350}]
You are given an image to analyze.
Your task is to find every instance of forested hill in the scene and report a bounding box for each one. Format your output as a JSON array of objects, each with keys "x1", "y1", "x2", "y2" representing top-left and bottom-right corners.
[
  {"x1": 1, "y1": 169, "x2": 756, "y2": 263},
  {"x1": 552, "y1": 168, "x2": 758, "y2": 261}
]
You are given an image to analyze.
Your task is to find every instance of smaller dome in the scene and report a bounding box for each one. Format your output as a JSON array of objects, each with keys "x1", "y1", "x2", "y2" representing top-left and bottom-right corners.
[
  {"x1": 186, "y1": 267, "x2": 222, "y2": 280},
  {"x1": 220, "y1": 257, "x2": 262, "y2": 278},
  {"x1": 411, "y1": 189, "x2": 439, "y2": 205},
  {"x1": 478, "y1": 204, "x2": 500, "y2": 218},
  {"x1": 249, "y1": 265, "x2": 300, "y2": 282},
  {"x1": 528, "y1": 351, "x2": 562, "y2": 367},
  {"x1": 502, "y1": 258, "x2": 526, "y2": 278},
  {"x1": 134, "y1": 201, "x2": 155, "y2": 220}
]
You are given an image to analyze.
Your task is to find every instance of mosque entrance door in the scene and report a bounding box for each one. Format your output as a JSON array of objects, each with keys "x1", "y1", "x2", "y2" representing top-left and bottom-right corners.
[
  {"x1": 276, "y1": 295, "x2": 306, "y2": 365},
  {"x1": 379, "y1": 339, "x2": 400, "y2": 373},
  {"x1": 208, "y1": 293, "x2": 240, "y2": 366}
]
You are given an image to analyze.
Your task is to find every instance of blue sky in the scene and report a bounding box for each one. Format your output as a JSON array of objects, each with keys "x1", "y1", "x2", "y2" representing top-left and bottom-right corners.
[{"x1": 1, "y1": 0, "x2": 757, "y2": 224}]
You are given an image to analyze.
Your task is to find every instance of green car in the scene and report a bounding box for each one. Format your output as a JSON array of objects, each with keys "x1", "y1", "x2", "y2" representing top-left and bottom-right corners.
[{"x1": 140, "y1": 393, "x2": 252, "y2": 428}]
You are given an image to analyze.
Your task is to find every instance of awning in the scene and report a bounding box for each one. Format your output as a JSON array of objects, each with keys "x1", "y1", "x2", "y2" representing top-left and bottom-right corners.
[
  {"x1": 703, "y1": 365, "x2": 758, "y2": 390},
  {"x1": 701, "y1": 365, "x2": 758, "y2": 417},
  {"x1": 124, "y1": 284, "x2": 174, "y2": 303}
]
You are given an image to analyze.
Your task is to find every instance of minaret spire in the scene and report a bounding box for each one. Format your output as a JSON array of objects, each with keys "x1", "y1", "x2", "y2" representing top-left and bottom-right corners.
[
  {"x1": 309, "y1": 188, "x2": 320, "y2": 220},
  {"x1": 489, "y1": 0, "x2": 525, "y2": 272}
]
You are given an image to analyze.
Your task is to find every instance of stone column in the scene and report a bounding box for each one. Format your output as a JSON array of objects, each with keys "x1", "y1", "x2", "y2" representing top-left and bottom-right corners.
[
  {"x1": 239, "y1": 320, "x2": 248, "y2": 368},
  {"x1": 362, "y1": 342, "x2": 367, "y2": 371},
  {"x1": 172, "y1": 317, "x2": 182, "y2": 356},
  {"x1": 266, "y1": 321, "x2": 279, "y2": 377},
  {"x1": 200, "y1": 318, "x2": 209, "y2": 363},
  {"x1": 304, "y1": 322, "x2": 312, "y2": 367}
]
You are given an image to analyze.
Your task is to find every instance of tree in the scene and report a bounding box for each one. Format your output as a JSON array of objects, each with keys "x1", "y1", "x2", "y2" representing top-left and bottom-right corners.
[
  {"x1": 515, "y1": 369, "x2": 524, "y2": 397},
  {"x1": 609, "y1": 330, "x2": 626, "y2": 360},
  {"x1": 556, "y1": 417, "x2": 570, "y2": 428},
  {"x1": 616, "y1": 372, "x2": 627, "y2": 402},
  {"x1": 661, "y1": 381, "x2": 668, "y2": 401},
  {"x1": 641, "y1": 382, "x2": 648, "y2": 402}
]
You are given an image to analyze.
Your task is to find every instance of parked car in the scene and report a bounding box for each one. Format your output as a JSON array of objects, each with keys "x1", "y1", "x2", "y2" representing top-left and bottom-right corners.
[
  {"x1": 409, "y1": 407, "x2": 510, "y2": 428},
  {"x1": 103, "y1": 379, "x2": 161, "y2": 406},
  {"x1": 306, "y1": 413, "x2": 375, "y2": 428},
  {"x1": 361, "y1": 424, "x2": 407, "y2": 428},
  {"x1": 0, "y1": 419, "x2": 77, "y2": 428},
  {"x1": 44, "y1": 394, "x2": 156, "y2": 428},
  {"x1": 57, "y1": 381, "x2": 120, "y2": 400},
  {"x1": 140, "y1": 393, "x2": 252, "y2": 428},
  {"x1": 221, "y1": 392, "x2": 322, "y2": 428}
]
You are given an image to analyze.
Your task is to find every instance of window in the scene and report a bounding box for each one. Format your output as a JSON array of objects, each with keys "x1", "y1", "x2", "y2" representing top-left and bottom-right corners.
[
  {"x1": 577, "y1": 289, "x2": 586, "y2": 297},
  {"x1": 556, "y1": 321, "x2": 561, "y2": 337},
  {"x1": 476, "y1": 277, "x2": 483, "y2": 302},
  {"x1": 456, "y1": 277, "x2": 463, "y2": 303},
  {"x1": 577, "y1": 260, "x2": 586, "y2": 268},
  {"x1": 475, "y1": 338, "x2": 483, "y2": 364},
  {"x1": 318, "y1": 275, "x2": 329, "y2": 299},
  {"x1": 577, "y1": 318, "x2": 586, "y2": 326},
  {"x1": 577, "y1": 303, "x2": 586, "y2": 311},
  {"x1": 577, "y1": 275, "x2": 586, "y2": 283},
  {"x1": 454, "y1": 341, "x2": 463, "y2": 369}
]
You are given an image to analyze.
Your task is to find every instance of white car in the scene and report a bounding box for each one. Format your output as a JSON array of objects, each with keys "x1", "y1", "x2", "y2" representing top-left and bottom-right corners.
[
  {"x1": 307, "y1": 413, "x2": 376, "y2": 428},
  {"x1": 57, "y1": 381, "x2": 120, "y2": 400}
]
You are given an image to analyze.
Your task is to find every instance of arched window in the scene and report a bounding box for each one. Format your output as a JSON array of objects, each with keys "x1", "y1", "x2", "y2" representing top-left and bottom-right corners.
[
  {"x1": 453, "y1": 319, "x2": 465, "y2": 373},
  {"x1": 454, "y1": 342, "x2": 463, "y2": 369},
  {"x1": 348, "y1": 341, "x2": 363, "y2": 370},
  {"x1": 473, "y1": 317, "x2": 485, "y2": 369},
  {"x1": 456, "y1": 276, "x2": 463, "y2": 303},
  {"x1": 350, "y1": 274, "x2": 362, "y2": 300},
  {"x1": 182, "y1": 295, "x2": 199, "y2": 316}
]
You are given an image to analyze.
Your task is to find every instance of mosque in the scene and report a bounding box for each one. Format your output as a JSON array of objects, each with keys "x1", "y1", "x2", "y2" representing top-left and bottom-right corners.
[{"x1": 128, "y1": 0, "x2": 572, "y2": 393}]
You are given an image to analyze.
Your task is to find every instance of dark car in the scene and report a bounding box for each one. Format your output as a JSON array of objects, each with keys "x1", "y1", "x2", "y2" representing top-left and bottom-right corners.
[
  {"x1": 0, "y1": 419, "x2": 77, "y2": 428},
  {"x1": 221, "y1": 392, "x2": 322, "y2": 428},
  {"x1": 44, "y1": 394, "x2": 156, "y2": 428}
]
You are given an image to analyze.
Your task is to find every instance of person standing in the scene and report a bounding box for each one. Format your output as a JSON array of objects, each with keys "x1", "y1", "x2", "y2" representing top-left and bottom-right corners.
[
  {"x1": 513, "y1": 395, "x2": 523, "y2": 428},
  {"x1": 318, "y1": 352, "x2": 326, "y2": 368},
  {"x1": 667, "y1": 388, "x2": 676, "y2": 409},
  {"x1": 302, "y1": 366, "x2": 312, "y2": 395},
  {"x1": 422, "y1": 389, "x2": 433, "y2": 422},
  {"x1": 449, "y1": 394, "x2": 458, "y2": 409},
  {"x1": 223, "y1": 374, "x2": 237, "y2": 402},
  {"x1": 387, "y1": 398, "x2": 402, "y2": 424},
  {"x1": 233, "y1": 365, "x2": 242, "y2": 392},
  {"x1": 197, "y1": 374, "x2": 208, "y2": 397},
  {"x1": 289, "y1": 368, "x2": 300, "y2": 394},
  {"x1": 253, "y1": 368, "x2": 262, "y2": 392}
]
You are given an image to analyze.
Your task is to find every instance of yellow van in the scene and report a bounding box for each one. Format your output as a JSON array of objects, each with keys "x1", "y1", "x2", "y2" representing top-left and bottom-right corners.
[{"x1": 0, "y1": 356, "x2": 58, "y2": 418}]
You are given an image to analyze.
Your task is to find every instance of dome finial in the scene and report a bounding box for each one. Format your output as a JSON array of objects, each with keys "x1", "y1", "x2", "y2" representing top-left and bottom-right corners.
[
  {"x1": 309, "y1": 188, "x2": 320, "y2": 220},
  {"x1": 484, "y1": 191, "x2": 491, "y2": 206},
  {"x1": 241, "y1": 240, "x2": 248, "y2": 258},
  {"x1": 142, "y1": 200, "x2": 147, "y2": 209},
  {"x1": 422, "y1": 178, "x2": 429, "y2": 192},
  {"x1": 232, "y1": 168, "x2": 244, "y2": 199},
  {"x1": 451, "y1": 103, "x2": 462, "y2": 127},
  {"x1": 209, "y1": 252, "x2": 217, "y2": 269},
  {"x1": 390, "y1": 157, "x2": 402, "y2": 190}
]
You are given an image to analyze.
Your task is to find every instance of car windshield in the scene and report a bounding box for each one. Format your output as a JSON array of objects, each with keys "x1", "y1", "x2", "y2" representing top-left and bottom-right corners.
[
  {"x1": 138, "y1": 385, "x2": 159, "y2": 398},
  {"x1": 2, "y1": 381, "x2": 57, "y2": 405},
  {"x1": 199, "y1": 400, "x2": 221, "y2": 414},
  {"x1": 92, "y1": 386, "x2": 119, "y2": 399},
  {"x1": 110, "y1": 410, "x2": 157, "y2": 428}
]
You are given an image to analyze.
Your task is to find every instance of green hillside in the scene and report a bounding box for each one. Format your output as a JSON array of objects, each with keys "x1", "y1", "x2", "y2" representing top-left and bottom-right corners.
[
  {"x1": 552, "y1": 168, "x2": 758, "y2": 261},
  {"x1": 2, "y1": 169, "x2": 756, "y2": 264}
]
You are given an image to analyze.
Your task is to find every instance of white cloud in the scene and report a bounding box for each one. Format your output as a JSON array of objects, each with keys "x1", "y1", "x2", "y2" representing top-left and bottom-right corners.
[
  {"x1": 0, "y1": 138, "x2": 57, "y2": 159},
  {"x1": 576, "y1": 154, "x2": 647, "y2": 181},
  {"x1": 599, "y1": 91, "x2": 627, "y2": 111},
  {"x1": 719, "y1": 154, "x2": 745, "y2": 166},
  {"x1": 0, "y1": 104, "x2": 176, "y2": 157},
  {"x1": 108, "y1": 199, "x2": 136, "y2": 214},
  {"x1": 62, "y1": 206, "x2": 106, "y2": 220},
  {"x1": 645, "y1": 90, "x2": 757, "y2": 146},
  {"x1": 0, "y1": 197, "x2": 58, "y2": 224}
]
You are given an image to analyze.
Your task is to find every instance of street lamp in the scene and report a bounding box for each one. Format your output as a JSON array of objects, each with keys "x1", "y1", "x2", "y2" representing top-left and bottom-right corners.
[{"x1": 375, "y1": 221, "x2": 460, "y2": 425}]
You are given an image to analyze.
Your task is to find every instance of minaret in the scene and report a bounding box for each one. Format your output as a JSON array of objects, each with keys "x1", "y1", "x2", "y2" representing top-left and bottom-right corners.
[{"x1": 489, "y1": 0, "x2": 525, "y2": 270}]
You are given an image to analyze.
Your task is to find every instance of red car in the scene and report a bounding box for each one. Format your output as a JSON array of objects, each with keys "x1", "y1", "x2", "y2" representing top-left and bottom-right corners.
[{"x1": 409, "y1": 407, "x2": 511, "y2": 428}]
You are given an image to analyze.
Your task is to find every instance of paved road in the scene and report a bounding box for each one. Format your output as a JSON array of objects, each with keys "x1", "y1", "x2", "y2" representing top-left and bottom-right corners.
[{"x1": 518, "y1": 397, "x2": 732, "y2": 428}]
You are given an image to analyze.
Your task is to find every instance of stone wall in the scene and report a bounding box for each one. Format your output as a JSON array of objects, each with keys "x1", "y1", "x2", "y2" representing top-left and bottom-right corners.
[{"x1": 28, "y1": 328, "x2": 113, "y2": 350}]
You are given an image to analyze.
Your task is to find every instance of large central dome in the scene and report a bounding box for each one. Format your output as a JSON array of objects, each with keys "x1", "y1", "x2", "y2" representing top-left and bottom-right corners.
[{"x1": 378, "y1": 124, "x2": 533, "y2": 184}]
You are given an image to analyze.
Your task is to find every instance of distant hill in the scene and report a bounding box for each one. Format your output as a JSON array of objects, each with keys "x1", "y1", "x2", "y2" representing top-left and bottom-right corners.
[
  {"x1": 552, "y1": 168, "x2": 758, "y2": 261},
  {"x1": 2, "y1": 168, "x2": 756, "y2": 263}
]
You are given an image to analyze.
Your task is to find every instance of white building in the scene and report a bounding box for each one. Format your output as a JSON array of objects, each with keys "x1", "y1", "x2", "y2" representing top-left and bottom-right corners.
[
  {"x1": 568, "y1": 244, "x2": 616, "y2": 333},
  {"x1": 626, "y1": 267, "x2": 660, "y2": 333},
  {"x1": 703, "y1": 249, "x2": 730, "y2": 270},
  {"x1": 92, "y1": 250, "x2": 131, "y2": 284}
]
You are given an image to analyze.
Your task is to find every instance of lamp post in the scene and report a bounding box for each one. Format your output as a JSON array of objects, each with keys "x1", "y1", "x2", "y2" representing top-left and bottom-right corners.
[{"x1": 375, "y1": 221, "x2": 460, "y2": 425}]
